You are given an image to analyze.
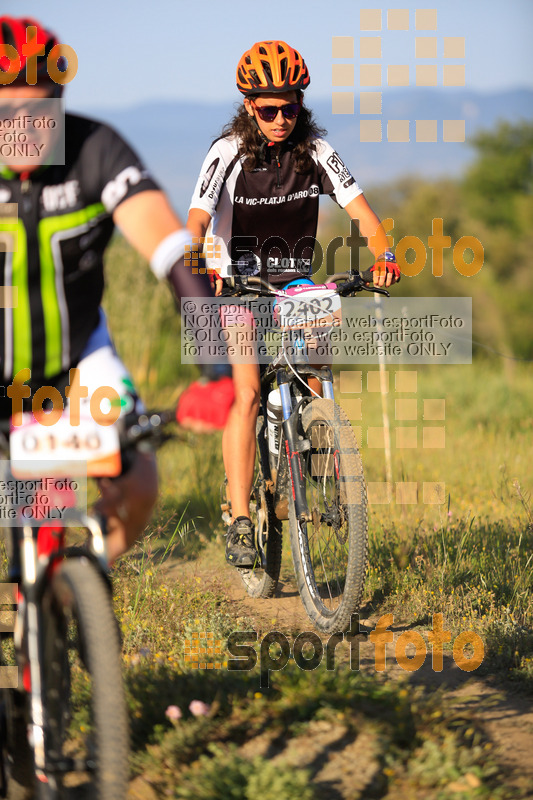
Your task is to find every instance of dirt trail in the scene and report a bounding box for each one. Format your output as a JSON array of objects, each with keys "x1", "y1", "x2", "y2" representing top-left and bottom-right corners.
[{"x1": 163, "y1": 539, "x2": 533, "y2": 797}]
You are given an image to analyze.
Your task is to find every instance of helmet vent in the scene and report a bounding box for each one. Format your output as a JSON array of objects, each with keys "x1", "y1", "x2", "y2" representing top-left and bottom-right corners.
[{"x1": 260, "y1": 60, "x2": 273, "y2": 79}]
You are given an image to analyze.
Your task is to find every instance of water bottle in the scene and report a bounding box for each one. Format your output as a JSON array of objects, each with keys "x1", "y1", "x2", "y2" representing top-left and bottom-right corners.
[{"x1": 266, "y1": 388, "x2": 283, "y2": 480}]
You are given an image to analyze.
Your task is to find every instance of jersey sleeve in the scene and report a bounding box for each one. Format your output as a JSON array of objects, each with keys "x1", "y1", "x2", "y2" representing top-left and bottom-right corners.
[
  {"x1": 89, "y1": 121, "x2": 161, "y2": 213},
  {"x1": 314, "y1": 138, "x2": 363, "y2": 208},
  {"x1": 188, "y1": 137, "x2": 235, "y2": 217}
]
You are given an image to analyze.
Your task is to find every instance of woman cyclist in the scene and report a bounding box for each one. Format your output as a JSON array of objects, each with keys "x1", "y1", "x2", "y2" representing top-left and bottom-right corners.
[{"x1": 188, "y1": 40, "x2": 399, "y2": 567}]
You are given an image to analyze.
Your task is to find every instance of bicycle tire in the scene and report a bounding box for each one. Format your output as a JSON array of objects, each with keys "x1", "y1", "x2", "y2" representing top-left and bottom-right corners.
[
  {"x1": 1, "y1": 687, "x2": 34, "y2": 799},
  {"x1": 38, "y1": 557, "x2": 129, "y2": 799},
  {"x1": 288, "y1": 398, "x2": 368, "y2": 634},
  {"x1": 236, "y1": 418, "x2": 283, "y2": 599}
]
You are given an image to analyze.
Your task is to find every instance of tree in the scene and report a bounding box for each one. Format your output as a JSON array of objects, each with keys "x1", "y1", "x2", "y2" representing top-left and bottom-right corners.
[{"x1": 463, "y1": 121, "x2": 533, "y2": 232}]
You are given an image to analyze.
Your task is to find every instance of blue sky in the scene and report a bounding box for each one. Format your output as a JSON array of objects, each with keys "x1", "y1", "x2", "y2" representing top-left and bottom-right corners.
[{"x1": 3, "y1": 0, "x2": 533, "y2": 111}]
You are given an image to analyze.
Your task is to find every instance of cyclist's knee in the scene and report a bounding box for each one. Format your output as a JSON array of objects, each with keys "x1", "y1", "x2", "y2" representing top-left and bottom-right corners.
[
  {"x1": 97, "y1": 450, "x2": 158, "y2": 559},
  {"x1": 126, "y1": 450, "x2": 159, "y2": 515},
  {"x1": 233, "y1": 383, "x2": 260, "y2": 416}
]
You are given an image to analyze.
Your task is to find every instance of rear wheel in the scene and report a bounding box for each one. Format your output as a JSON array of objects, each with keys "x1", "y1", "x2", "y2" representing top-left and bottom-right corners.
[{"x1": 288, "y1": 398, "x2": 368, "y2": 633}]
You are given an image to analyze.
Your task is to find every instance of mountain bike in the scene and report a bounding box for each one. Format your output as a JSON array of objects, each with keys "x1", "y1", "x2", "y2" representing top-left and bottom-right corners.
[
  {"x1": 0, "y1": 409, "x2": 174, "y2": 799},
  {"x1": 221, "y1": 270, "x2": 391, "y2": 634}
]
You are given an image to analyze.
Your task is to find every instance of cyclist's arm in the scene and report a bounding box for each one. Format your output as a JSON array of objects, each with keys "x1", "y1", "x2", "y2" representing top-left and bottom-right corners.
[
  {"x1": 187, "y1": 207, "x2": 224, "y2": 296},
  {"x1": 113, "y1": 190, "x2": 213, "y2": 300},
  {"x1": 187, "y1": 207, "x2": 211, "y2": 240},
  {"x1": 113, "y1": 189, "x2": 183, "y2": 260},
  {"x1": 344, "y1": 194, "x2": 397, "y2": 288}
]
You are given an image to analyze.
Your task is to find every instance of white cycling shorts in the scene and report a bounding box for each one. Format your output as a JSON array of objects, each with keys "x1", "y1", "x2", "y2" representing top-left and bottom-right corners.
[{"x1": 70, "y1": 308, "x2": 143, "y2": 419}]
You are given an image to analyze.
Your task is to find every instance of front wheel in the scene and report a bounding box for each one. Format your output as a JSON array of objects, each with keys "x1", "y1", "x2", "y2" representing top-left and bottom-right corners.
[
  {"x1": 38, "y1": 557, "x2": 129, "y2": 799},
  {"x1": 288, "y1": 398, "x2": 368, "y2": 633}
]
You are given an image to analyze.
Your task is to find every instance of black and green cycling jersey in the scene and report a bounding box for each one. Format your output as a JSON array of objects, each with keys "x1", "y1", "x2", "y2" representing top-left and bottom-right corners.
[{"x1": 0, "y1": 112, "x2": 159, "y2": 387}]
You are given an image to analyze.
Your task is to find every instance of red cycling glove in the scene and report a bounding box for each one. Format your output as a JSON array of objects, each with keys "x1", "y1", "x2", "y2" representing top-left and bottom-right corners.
[
  {"x1": 176, "y1": 374, "x2": 234, "y2": 432},
  {"x1": 370, "y1": 251, "x2": 401, "y2": 281}
]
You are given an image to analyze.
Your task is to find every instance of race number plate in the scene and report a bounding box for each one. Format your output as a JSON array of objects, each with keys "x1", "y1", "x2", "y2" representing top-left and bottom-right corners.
[
  {"x1": 276, "y1": 286, "x2": 342, "y2": 330},
  {"x1": 10, "y1": 412, "x2": 122, "y2": 479}
]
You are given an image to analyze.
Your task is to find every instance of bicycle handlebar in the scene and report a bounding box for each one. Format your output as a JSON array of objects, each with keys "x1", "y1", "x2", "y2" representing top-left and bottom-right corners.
[
  {"x1": 121, "y1": 409, "x2": 176, "y2": 448},
  {"x1": 223, "y1": 268, "x2": 394, "y2": 298}
]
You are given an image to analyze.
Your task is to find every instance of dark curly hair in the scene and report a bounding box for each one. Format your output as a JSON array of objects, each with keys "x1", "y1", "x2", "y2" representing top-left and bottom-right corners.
[{"x1": 220, "y1": 94, "x2": 327, "y2": 173}]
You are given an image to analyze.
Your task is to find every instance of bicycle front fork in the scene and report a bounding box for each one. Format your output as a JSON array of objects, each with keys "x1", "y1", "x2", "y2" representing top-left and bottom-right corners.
[{"x1": 277, "y1": 369, "x2": 334, "y2": 524}]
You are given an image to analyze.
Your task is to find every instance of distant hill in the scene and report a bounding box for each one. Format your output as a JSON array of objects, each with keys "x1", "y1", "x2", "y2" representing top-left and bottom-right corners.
[{"x1": 77, "y1": 88, "x2": 533, "y2": 214}]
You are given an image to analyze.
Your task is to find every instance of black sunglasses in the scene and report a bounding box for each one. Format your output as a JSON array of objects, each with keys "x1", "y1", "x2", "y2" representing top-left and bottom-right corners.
[{"x1": 251, "y1": 101, "x2": 301, "y2": 122}]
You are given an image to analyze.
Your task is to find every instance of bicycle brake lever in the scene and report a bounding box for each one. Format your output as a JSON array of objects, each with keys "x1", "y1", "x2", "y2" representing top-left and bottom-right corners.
[{"x1": 362, "y1": 284, "x2": 390, "y2": 297}]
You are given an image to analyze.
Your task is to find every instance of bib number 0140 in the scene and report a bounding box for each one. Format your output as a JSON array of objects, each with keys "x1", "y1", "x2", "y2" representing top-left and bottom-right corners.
[{"x1": 10, "y1": 412, "x2": 122, "y2": 478}]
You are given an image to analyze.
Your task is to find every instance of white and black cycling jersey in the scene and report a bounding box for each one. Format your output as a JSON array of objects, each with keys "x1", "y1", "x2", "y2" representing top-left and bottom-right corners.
[{"x1": 189, "y1": 135, "x2": 363, "y2": 284}]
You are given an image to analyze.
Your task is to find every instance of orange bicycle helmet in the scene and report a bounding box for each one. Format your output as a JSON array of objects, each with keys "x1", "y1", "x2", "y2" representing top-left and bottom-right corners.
[
  {"x1": 0, "y1": 16, "x2": 60, "y2": 85},
  {"x1": 236, "y1": 40, "x2": 310, "y2": 96}
]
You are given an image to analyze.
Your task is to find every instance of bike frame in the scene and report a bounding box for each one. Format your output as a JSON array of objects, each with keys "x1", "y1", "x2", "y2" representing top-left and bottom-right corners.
[
  {"x1": 11, "y1": 511, "x2": 107, "y2": 781},
  {"x1": 258, "y1": 360, "x2": 333, "y2": 525},
  {"x1": 229, "y1": 271, "x2": 390, "y2": 533},
  {"x1": 1, "y1": 409, "x2": 174, "y2": 793}
]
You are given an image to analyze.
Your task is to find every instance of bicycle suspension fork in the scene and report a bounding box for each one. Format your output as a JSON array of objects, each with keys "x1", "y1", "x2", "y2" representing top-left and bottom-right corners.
[{"x1": 277, "y1": 372, "x2": 310, "y2": 523}]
